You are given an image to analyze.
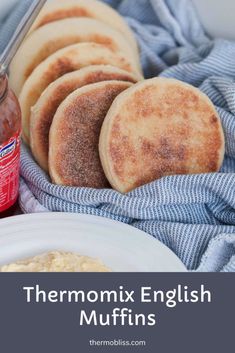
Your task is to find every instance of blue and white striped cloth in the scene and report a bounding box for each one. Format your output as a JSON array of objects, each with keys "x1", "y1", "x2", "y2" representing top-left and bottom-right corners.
[{"x1": 1, "y1": 0, "x2": 235, "y2": 272}]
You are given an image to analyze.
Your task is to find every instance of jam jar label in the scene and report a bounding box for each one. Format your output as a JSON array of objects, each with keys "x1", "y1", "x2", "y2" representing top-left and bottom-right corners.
[{"x1": 0, "y1": 131, "x2": 21, "y2": 212}]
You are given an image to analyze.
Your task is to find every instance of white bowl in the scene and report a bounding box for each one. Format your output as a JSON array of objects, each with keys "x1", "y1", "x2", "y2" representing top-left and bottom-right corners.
[{"x1": 0, "y1": 213, "x2": 186, "y2": 272}]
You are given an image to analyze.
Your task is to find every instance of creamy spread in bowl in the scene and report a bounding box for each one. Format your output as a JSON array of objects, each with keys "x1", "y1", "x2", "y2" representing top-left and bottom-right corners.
[{"x1": 0, "y1": 251, "x2": 110, "y2": 272}]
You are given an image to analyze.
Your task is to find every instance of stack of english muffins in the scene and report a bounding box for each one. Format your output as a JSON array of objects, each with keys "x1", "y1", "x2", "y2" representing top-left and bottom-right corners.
[{"x1": 10, "y1": 0, "x2": 225, "y2": 193}]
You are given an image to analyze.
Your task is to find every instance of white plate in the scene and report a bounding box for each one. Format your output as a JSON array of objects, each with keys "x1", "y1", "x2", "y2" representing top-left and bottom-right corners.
[{"x1": 0, "y1": 213, "x2": 186, "y2": 272}]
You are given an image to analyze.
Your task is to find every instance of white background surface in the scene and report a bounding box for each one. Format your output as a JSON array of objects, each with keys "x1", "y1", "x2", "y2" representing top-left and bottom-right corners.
[
  {"x1": 192, "y1": 0, "x2": 235, "y2": 40},
  {"x1": 0, "y1": 0, "x2": 235, "y2": 40}
]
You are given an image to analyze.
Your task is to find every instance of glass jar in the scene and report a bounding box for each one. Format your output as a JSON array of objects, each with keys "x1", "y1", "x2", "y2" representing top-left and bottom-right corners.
[{"x1": 0, "y1": 75, "x2": 21, "y2": 218}]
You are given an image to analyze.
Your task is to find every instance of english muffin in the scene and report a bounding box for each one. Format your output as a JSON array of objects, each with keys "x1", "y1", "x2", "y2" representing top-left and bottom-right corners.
[
  {"x1": 99, "y1": 78, "x2": 225, "y2": 193},
  {"x1": 29, "y1": 0, "x2": 138, "y2": 53},
  {"x1": 31, "y1": 65, "x2": 139, "y2": 172},
  {"x1": 10, "y1": 18, "x2": 141, "y2": 96},
  {"x1": 19, "y1": 43, "x2": 142, "y2": 144},
  {"x1": 49, "y1": 80, "x2": 133, "y2": 188}
]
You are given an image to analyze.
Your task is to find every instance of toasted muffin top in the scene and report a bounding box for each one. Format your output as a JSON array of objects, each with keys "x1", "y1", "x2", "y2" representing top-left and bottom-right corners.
[
  {"x1": 99, "y1": 77, "x2": 225, "y2": 193},
  {"x1": 49, "y1": 80, "x2": 132, "y2": 188}
]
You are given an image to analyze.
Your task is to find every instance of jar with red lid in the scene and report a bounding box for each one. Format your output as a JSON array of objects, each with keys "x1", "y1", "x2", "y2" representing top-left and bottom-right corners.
[{"x1": 0, "y1": 75, "x2": 21, "y2": 218}]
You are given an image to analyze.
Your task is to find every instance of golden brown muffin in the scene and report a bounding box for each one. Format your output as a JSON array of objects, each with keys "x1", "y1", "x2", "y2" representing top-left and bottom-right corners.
[
  {"x1": 29, "y1": 0, "x2": 138, "y2": 53},
  {"x1": 19, "y1": 43, "x2": 143, "y2": 144},
  {"x1": 10, "y1": 18, "x2": 141, "y2": 96},
  {"x1": 30, "y1": 65, "x2": 139, "y2": 172},
  {"x1": 99, "y1": 77, "x2": 225, "y2": 193},
  {"x1": 49, "y1": 80, "x2": 133, "y2": 188}
]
